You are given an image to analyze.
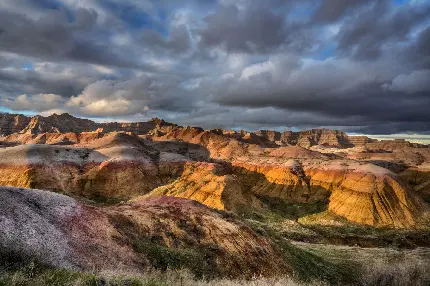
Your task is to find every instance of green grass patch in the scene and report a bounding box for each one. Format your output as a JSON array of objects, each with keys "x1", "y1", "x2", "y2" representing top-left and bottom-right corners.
[
  {"x1": 133, "y1": 239, "x2": 222, "y2": 279},
  {"x1": 236, "y1": 197, "x2": 327, "y2": 224},
  {"x1": 278, "y1": 240, "x2": 359, "y2": 285},
  {"x1": 108, "y1": 213, "x2": 223, "y2": 279}
]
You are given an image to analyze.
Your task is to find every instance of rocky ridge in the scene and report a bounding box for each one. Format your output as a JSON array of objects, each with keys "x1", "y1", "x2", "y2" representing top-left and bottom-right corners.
[
  {"x1": 0, "y1": 112, "x2": 429, "y2": 229},
  {"x1": 0, "y1": 112, "x2": 177, "y2": 136},
  {"x1": 2, "y1": 112, "x2": 427, "y2": 149}
]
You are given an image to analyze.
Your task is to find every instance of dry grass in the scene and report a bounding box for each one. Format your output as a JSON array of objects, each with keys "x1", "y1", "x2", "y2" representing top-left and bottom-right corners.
[
  {"x1": 1, "y1": 252, "x2": 430, "y2": 286},
  {"x1": 293, "y1": 242, "x2": 430, "y2": 286},
  {"x1": 359, "y1": 258, "x2": 430, "y2": 286},
  {"x1": 0, "y1": 266, "x2": 323, "y2": 286}
]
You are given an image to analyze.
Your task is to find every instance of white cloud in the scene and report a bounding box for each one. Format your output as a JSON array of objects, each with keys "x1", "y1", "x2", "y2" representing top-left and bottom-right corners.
[
  {"x1": 239, "y1": 54, "x2": 300, "y2": 80},
  {"x1": 65, "y1": 79, "x2": 148, "y2": 116},
  {"x1": 2, "y1": 93, "x2": 64, "y2": 112},
  {"x1": 92, "y1": 65, "x2": 115, "y2": 74}
]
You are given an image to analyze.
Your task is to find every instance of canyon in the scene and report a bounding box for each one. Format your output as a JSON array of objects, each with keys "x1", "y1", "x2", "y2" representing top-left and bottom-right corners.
[{"x1": 1, "y1": 112, "x2": 430, "y2": 283}]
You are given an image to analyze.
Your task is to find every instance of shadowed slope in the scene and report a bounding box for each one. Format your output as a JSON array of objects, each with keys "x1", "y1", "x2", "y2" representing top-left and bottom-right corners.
[{"x1": 0, "y1": 186, "x2": 289, "y2": 278}]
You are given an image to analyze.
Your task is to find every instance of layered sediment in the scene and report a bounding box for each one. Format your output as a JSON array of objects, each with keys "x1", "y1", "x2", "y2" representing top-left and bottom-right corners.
[{"x1": 0, "y1": 112, "x2": 428, "y2": 228}]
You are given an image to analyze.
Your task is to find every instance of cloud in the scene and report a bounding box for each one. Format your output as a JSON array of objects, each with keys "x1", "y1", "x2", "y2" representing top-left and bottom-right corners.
[
  {"x1": 65, "y1": 79, "x2": 149, "y2": 116},
  {"x1": 201, "y1": 51, "x2": 430, "y2": 133},
  {"x1": 382, "y1": 70, "x2": 430, "y2": 93},
  {"x1": 0, "y1": 58, "x2": 106, "y2": 98},
  {"x1": 2, "y1": 93, "x2": 64, "y2": 112},
  {"x1": 59, "y1": 73, "x2": 197, "y2": 117},
  {"x1": 311, "y1": 0, "x2": 373, "y2": 23},
  {"x1": 0, "y1": 0, "x2": 430, "y2": 135},
  {"x1": 337, "y1": 1, "x2": 430, "y2": 59},
  {"x1": 140, "y1": 24, "x2": 192, "y2": 54},
  {"x1": 199, "y1": 2, "x2": 307, "y2": 53},
  {"x1": 0, "y1": 8, "x2": 149, "y2": 69},
  {"x1": 212, "y1": 56, "x2": 378, "y2": 109}
]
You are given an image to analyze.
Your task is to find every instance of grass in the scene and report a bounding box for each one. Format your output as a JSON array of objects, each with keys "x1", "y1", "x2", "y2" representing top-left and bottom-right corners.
[
  {"x1": 108, "y1": 213, "x2": 224, "y2": 279},
  {"x1": 359, "y1": 258, "x2": 430, "y2": 286},
  {"x1": 246, "y1": 218, "x2": 359, "y2": 285},
  {"x1": 0, "y1": 247, "x2": 309, "y2": 286},
  {"x1": 0, "y1": 264, "x2": 170, "y2": 286},
  {"x1": 107, "y1": 205, "x2": 358, "y2": 284},
  {"x1": 214, "y1": 202, "x2": 430, "y2": 284},
  {"x1": 2, "y1": 222, "x2": 430, "y2": 286},
  {"x1": 233, "y1": 200, "x2": 430, "y2": 285},
  {"x1": 0, "y1": 264, "x2": 99, "y2": 286},
  {"x1": 85, "y1": 193, "x2": 126, "y2": 205},
  {"x1": 2, "y1": 194, "x2": 429, "y2": 286},
  {"x1": 277, "y1": 239, "x2": 357, "y2": 285},
  {"x1": 299, "y1": 211, "x2": 430, "y2": 248},
  {"x1": 236, "y1": 196, "x2": 327, "y2": 224},
  {"x1": 132, "y1": 239, "x2": 222, "y2": 279},
  {"x1": 235, "y1": 198, "x2": 430, "y2": 248},
  {"x1": 0, "y1": 265, "x2": 323, "y2": 286},
  {"x1": 2, "y1": 259, "x2": 429, "y2": 286},
  {"x1": 221, "y1": 208, "x2": 358, "y2": 284}
]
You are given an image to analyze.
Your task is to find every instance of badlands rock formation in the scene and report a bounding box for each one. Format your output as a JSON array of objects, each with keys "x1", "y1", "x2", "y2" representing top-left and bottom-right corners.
[
  {"x1": 0, "y1": 186, "x2": 287, "y2": 277},
  {"x1": 0, "y1": 113, "x2": 31, "y2": 136},
  {"x1": 0, "y1": 112, "x2": 176, "y2": 136},
  {"x1": 0, "y1": 112, "x2": 429, "y2": 228},
  {"x1": 0, "y1": 133, "x2": 189, "y2": 201}
]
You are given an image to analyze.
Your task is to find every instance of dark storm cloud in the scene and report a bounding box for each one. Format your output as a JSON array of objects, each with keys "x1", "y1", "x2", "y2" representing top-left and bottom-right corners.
[
  {"x1": 209, "y1": 49, "x2": 430, "y2": 133},
  {"x1": 199, "y1": 2, "x2": 306, "y2": 53},
  {"x1": 337, "y1": 1, "x2": 430, "y2": 60},
  {"x1": 141, "y1": 25, "x2": 192, "y2": 54},
  {"x1": 0, "y1": 64, "x2": 97, "y2": 97},
  {"x1": 0, "y1": 0, "x2": 430, "y2": 135},
  {"x1": 311, "y1": 0, "x2": 373, "y2": 23},
  {"x1": 0, "y1": 8, "x2": 145, "y2": 69},
  {"x1": 410, "y1": 26, "x2": 430, "y2": 69},
  {"x1": 383, "y1": 70, "x2": 430, "y2": 93},
  {"x1": 417, "y1": 26, "x2": 430, "y2": 57}
]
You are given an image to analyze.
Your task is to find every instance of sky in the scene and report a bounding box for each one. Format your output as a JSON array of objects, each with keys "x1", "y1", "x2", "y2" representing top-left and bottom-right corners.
[{"x1": 0, "y1": 0, "x2": 430, "y2": 136}]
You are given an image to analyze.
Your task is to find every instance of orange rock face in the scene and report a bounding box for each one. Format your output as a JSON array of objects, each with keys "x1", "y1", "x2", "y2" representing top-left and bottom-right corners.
[
  {"x1": 304, "y1": 161, "x2": 423, "y2": 227},
  {"x1": 0, "y1": 113, "x2": 429, "y2": 228},
  {"x1": 145, "y1": 162, "x2": 262, "y2": 211}
]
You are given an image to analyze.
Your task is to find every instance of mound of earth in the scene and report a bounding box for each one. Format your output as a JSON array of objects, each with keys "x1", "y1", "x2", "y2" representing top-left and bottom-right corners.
[
  {"x1": 144, "y1": 162, "x2": 263, "y2": 212},
  {"x1": 237, "y1": 158, "x2": 427, "y2": 227},
  {"x1": 0, "y1": 186, "x2": 288, "y2": 278},
  {"x1": 0, "y1": 135, "x2": 187, "y2": 201},
  {"x1": 144, "y1": 154, "x2": 426, "y2": 227},
  {"x1": 303, "y1": 160, "x2": 426, "y2": 227}
]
